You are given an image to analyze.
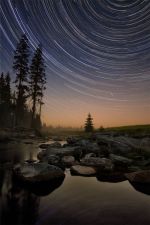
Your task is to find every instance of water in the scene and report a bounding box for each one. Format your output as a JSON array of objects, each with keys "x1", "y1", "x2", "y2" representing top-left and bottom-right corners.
[{"x1": 0, "y1": 141, "x2": 150, "y2": 225}]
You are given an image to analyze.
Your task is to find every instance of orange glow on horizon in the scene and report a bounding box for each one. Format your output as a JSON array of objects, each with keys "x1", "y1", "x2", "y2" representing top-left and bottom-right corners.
[{"x1": 41, "y1": 103, "x2": 150, "y2": 128}]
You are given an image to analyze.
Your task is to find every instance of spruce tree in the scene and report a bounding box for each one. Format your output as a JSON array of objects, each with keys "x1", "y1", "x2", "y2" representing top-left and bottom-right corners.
[
  {"x1": 13, "y1": 34, "x2": 29, "y2": 126},
  {"x1": 4, "y1": 72, "x2": 11, "y2": 105},
  {"x1": 84, "y1": 113, "x2": 94, "y2": 132},
  {"x1": 29, "y1": 45, "x2": 46, "y2": 129},
  {"x1": 0, "y1": 72, "x2": 5, "y2": 104},
  {"x1": 0, "y1": 72, "x2": 12, "y2": 127},
  {"x1": 0, "y1": 73, "x2": 5, "y2": 126}
]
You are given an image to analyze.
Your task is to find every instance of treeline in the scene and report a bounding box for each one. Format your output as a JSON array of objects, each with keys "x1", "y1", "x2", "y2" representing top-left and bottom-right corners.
[{"x1": 0, "y1": 34, "x2": 46, "y2": 130}]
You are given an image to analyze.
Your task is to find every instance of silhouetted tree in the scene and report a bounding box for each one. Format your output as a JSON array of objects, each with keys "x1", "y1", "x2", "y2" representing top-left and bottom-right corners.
[
  {"x1": 84, "y1": 113, "x2": 94, "y2": 132},
  {"x1": 4, "y1": 72, "x2": 11, "y2": 105},
  {"x1": 29, "y1": 45, "x2": 46, "y2": 129},
  {"x1": 0, "y1": 72, "x2": 12, "y2": 127},
  {"x1": 13, "y1": 34, "x2": 30, "y2": 126},
  {"x1": 0, "y1": 72, "x2": 5, "y2": 104}
]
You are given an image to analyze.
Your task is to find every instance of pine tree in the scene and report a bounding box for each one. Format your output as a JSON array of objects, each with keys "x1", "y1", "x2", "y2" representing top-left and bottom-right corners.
[
  {"x1": 13, "y1": 34, "x2": 30, "y2": 126},
  {"x1": 0, "y1": 72, "x2": 5, "y2": 104},
  {"x1": 29, "y1": 45, "x2": 46, "y2": 129},
  {"x1": 4, "y1": 72, "x2": 11, "y2": 105},
  {"x1": 84, "y1": 113, "x2": 94, "y2": 132},
  {"x1": 0, "y1": 72, "x2": 12, "y2": 127}
]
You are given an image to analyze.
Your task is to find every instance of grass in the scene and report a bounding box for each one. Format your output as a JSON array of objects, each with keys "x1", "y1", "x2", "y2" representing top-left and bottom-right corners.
[
  {"x1": 104, "y1": 124, "x2": 150, "y2": 135},
  {"x1": 40, "y1": 124, "x2": 150, "y2": 138}
]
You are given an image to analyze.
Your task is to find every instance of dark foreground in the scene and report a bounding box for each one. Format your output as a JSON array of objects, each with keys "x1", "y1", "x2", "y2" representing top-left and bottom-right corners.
[
  {"x1": 0, "y1": 136, "x2": 150, "y2": 225},
  {"x1": 1, "y1": 167, "x2": 150, "y2": 225}
]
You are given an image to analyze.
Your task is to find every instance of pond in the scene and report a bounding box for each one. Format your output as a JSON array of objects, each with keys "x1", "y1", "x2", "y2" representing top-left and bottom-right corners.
[{"x1": 0, "y1": 141, "x2": 150, "y2": 225}]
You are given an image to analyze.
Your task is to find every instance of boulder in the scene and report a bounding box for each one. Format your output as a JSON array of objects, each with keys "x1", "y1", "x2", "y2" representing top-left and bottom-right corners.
[
  {"x1": 80, "y1": 157, "x2": 114, "y2": 171},
  {"x1": 125, "y1": 170, "x2": 150, "y2": 183},
  {"x1": 38, "y1": 146, "x2": 77, "y2": 161},
  {"x1": 66, "y1": 136, "x2": 81, "y2": 145},
  {"x1": 48, "y1": 142, "x2": 62, "y2": 148},
  {"x1": 52, "y1": 137, "x2": 62, "y2": 141},
  {"x1": 97, "y1": 135, "x2": 140, "y2": 155},
  {"x1": 109, "y1": 154, "x2": 132, "y2": 166},
  {"x1": 140, "y1": 138, "x2": 150, "y2": 149},
  {"x1": 70, "y1": 165, "x2": 96, "y2": 176},
  {"x1": 0, "y1": 133, "x2": 11, "y2": 142},
  {"x1": 128, "y1": 166, "x2": 141, "y2": 172},
  {"x1": 61, "y1": 156, "x2": 75, "y2": 167},
  {"x1": 83, "y1": 153, "x2": 96, "y2": 159},
  {"x1": 47, "y1": 146, "x2": 76, "y2": 156},
  {"x1": 37, "y1": 150, "x2": 47, "y2": 160},
  {"x1": 96, "y1": 172, "x2": 126, "y2": 183},
  {"x1": 39, "y1": 142, "x2": 62, "y2": 149},
  {"x1": 81, "y1": 142, "x2": 100, "y2": 155},
  {"x1": 47, "y1": 155, "x2": 61, "y2": 165},
  {"x1": 129, "y1": 182, "x2": 150, "y2": 195},
  {"x1": 13, "y1": 162, "x2": 65, "y2": 183},
  {"x1": 39, "y1": 144, "x2": 49, "y2": 149}
]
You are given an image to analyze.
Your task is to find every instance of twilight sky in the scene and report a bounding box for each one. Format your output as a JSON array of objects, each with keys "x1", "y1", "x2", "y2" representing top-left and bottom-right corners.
[{"x1": 1, "y1": 0, "x2": 150, "y2": 127}]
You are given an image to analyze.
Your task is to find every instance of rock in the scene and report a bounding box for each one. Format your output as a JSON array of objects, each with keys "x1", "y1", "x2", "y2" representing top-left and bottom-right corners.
[
  {"x1": 39, "y1": 142, "x2": 62, "y2": 149},
  {"x1": 37, "y1": 153, "x2": 63, "y2": 169},
  {"x1": 13, "y1": 162, "x2": 65, "y2": 183},
  {"x1": 61, "y1": 156, "x2": 75, "y2": 167},
  {"x1": 49, "y1": 142, "x2": 62, "y2": 148},
  {"x1": 52, "y1": 137, "x2": 62, "y2": 141},
  {"x1": 96, "y1": 172, "x2": 126, "y2": 183},
  {"x1": 24, "y1": 141, "x2": 33, "y2": 145},
  {"x1": 128, "y1": 166, "x2": 141, "y2": 172},
  {"x1": 81, "y1": 142, "x2": 100, "y2": 155},
  {"x1": 109, "y1": 154, "x2": 132, "y2": 166},
  {"x1": 80, "y1": 157, "x2": 114, "y2": 171},
  {"x1": 97, "y1": 135, "x2": 140, "y2": 155},
  {"x1": 125, "y1": 170, "x2": 150, "y2": 183},
  {"x1": 66, "y1": 136, "x2": 81, "y2": 145},
  {"x1": 26, "y1": 176, "x2": 65, "y2": 196},
  {"x1": 39, "y1": 144, "x2": 49, "y2": 149},
  {"x1": 47, "y1": 146, "x2": 76, "y2": 156},
  {"x1": 142, "y1": 159, "x2": 150, "y2": 167},
  {"x1": 38, "y1": 147, "x2": 77, "y2": 161},
  {"x1": 37, "y1": 150, "x2": 47, "y2": 160},
  {"x1": 25, "y1": 159, "x2": 37, "y2": 163},
  {"x1": 0, "y1": 131, "x2": 11, "y2": 142},
  {"x1": 83, "y1": 153, "x2": 96, "y2": 159},
  {"x1": 70, "y1": 165, "x2": 96, "y2": 176},
  {"x1": 140, "y1": 138, "x2": 150, "y2": 149},
  {"x1": 129, "y1": 182, "x2": 150, "y2": 195},
  {"x1": 73, "y1": 147, "x2": 83, "y2": 161},
  {"x1": 47, "y1": 155, "x2": 61, "y2": 165}
]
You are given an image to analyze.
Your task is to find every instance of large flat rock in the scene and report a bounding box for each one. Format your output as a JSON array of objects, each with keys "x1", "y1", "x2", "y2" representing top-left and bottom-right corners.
[
  {"x1": 13, "y1": 162, "x2": 65, "y2": 183},
  {"x1": 70, "y1": 165, "x2": 96, "y2": 176}
]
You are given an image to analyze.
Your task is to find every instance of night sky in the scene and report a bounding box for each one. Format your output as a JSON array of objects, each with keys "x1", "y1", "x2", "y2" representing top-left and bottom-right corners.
[{"x1": 1, "y1": 0, "x2": 150, "y2": 127}]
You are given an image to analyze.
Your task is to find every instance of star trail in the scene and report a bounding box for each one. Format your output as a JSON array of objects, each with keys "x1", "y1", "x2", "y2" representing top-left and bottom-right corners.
[{"x1": 1, "y1": 0, "x2": 150, "y2": 127}]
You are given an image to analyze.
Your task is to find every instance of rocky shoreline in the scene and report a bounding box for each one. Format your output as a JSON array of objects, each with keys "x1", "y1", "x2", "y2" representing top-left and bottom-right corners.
[{"x1": 13, "y1": 132, "x2": 150, "y2": 186}]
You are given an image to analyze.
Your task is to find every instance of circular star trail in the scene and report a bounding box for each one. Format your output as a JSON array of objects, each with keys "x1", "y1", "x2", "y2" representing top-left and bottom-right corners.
[{"x1": 1, "y1": 0, "x2": 150, "y2": 126}]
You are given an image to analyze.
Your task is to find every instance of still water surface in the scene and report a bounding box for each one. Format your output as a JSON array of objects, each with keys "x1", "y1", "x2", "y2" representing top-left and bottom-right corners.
[{"x1": 0, "y1": 141, "x2": 150, "y2": 225}]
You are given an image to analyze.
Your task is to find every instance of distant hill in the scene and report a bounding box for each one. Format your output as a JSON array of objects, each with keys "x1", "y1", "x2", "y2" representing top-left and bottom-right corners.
[{"x1": 105, "y1": 124, "x2": 150, "y2": 136}]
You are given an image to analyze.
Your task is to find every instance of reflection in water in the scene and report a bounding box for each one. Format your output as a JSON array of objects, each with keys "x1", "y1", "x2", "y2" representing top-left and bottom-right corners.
[
  {"x1": 0, "y1": 167, "x2": 65, "y2": 225},
  {"x1": 1, "y1": 169, "x2": 40, "y2": 225},
  {"x1": 129, "y1": 181, "x2": 150, "y2": 196},
  {"x1": 0, "y1": 142, "x2": 37, "y2": 164}
]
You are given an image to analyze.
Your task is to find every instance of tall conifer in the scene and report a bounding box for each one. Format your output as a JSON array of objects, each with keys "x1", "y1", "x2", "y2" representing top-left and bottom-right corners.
[
  {"x1": 13, "y1": 34, "x2": 29, "y2": 126},
  {"x1": 29, "y1": 45, "x2": 46, "y2": 128}
]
